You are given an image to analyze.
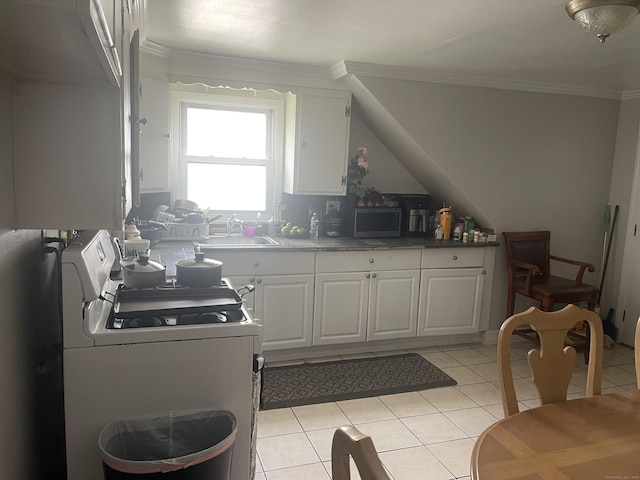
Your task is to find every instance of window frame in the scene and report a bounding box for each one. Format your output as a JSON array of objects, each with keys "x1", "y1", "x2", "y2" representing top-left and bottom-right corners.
[{"x1": 169, "y1": 88, "x2": 284, "y2": 220}]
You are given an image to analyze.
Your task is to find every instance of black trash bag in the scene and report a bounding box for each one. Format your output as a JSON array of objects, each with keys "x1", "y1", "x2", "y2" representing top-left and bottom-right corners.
[{"x1": 99, "y1": 409, "x2": 236, "y2": 480}]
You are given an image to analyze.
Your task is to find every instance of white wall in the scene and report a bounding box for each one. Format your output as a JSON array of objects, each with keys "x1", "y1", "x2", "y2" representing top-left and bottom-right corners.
[
  {"x1": 348, "y1": 75, "x2": 620, "y2": 329},
  {"x1": 609, "y1": 100, "x2": 640, "y2": 343},
  {"x1": 348, "y1": 108, "x2": 426, "y2": 195},
  {"x1": 0, "y1": 69, "x2": 30, "y2": 479},
  {"x1": 0, "y1": 69, "x2": 64, "y2": 480}
]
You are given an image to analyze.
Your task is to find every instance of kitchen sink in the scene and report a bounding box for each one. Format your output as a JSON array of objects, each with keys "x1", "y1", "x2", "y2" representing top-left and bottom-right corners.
[{"x1": 196, "y1": 235, "x2": 280, "y2": 248}]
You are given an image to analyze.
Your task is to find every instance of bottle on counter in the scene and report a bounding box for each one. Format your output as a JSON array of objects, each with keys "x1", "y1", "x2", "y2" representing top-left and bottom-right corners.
[
  {"x1": 435, "y1": 224, "x2": 444, "y2": 240},
  {"x1": 310, "y1": 213, "x2": 319, "y2": 239},
  {"x1": 438, "y1": 206, "x2": 453, "y2": 240},
  {"x1": 453, "y1": 225, "x2": 462, "y2": 241}
]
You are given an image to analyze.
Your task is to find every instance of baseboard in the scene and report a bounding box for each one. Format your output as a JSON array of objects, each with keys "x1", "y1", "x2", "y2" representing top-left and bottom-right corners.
[{"x1": 264, "y1": 333, "x2": 483, "y2": 363}]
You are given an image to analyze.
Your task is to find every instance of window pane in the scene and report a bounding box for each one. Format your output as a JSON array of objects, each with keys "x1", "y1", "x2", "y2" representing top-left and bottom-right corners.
[
  {"x1": 186, "y1": 108, "x2": 267, "y2": 158},
  {"x1": 187, "y1": 163, "x2": 266, "y2": 211}
]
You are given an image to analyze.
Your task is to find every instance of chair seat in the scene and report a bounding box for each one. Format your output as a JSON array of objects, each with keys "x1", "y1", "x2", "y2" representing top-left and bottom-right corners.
[{"x1": 514, "y1": 275, "x2": 599, "y2": 302}]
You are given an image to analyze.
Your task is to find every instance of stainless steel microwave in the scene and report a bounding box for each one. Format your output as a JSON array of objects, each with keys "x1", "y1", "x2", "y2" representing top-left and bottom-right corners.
[{"x1": 351, "y1": 208, "x2": 402, "y2": 238}]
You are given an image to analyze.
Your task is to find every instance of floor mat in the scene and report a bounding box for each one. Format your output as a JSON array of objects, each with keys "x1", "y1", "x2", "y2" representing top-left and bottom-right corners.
[{"x1": 261, "y1": 353, "x2": 457, "y2": 410}]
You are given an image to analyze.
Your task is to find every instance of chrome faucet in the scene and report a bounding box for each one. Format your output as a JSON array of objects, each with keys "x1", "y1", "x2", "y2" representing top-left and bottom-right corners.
[{"x1": 227, "y1": 214, "x2": 241, "y2": 235}]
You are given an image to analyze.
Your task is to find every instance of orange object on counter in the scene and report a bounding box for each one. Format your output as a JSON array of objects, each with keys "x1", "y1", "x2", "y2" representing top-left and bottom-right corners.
[{"x1": 439, "y1": 207, "x2": 453, "y2": 240}]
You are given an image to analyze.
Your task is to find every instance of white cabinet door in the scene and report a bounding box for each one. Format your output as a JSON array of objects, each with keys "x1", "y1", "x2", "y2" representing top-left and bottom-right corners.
[
  {"x1": 254, "y1": 274, "x2": 314, "y2": 350},
  {"x1": 417, "y1": 268, "x2": 485, "y2": 336},
  {"x1": 313, "y1": 272, "x2": 368, "y2": 345},
  {"x1": 284, "y1": 93, "x2": 351, "y2": 195},
  {"x1": 13, "y1": 82, "x2": 124, "y2": 230},
  {"x1": 367, "y1": 270, "x2": 420, "y2": 341},
  {"x1": 139, "y1": 75, "x2": 170, "y2": 191}
]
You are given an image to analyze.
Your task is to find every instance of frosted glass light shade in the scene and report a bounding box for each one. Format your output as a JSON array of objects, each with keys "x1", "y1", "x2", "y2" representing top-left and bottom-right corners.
[{"x1": 566, "y1": 1, "x2": 640, "y2": 42}]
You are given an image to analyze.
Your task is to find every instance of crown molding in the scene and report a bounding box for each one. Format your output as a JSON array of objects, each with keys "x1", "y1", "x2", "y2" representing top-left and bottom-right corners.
[
  {"x1": 621, "y1": 89, "x2": 640, "y2": 100},
  {"x1": 141, "y1": 40, "x2": 336, "y2": 82},
  {"x1": 333, "y1": 61, "x2": 624, "y2": 100}
]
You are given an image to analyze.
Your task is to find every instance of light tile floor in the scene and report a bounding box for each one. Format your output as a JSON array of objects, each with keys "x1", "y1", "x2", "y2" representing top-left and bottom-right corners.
[{"x1": 255, "y1": 342, "x2": 637, "y2": 480}]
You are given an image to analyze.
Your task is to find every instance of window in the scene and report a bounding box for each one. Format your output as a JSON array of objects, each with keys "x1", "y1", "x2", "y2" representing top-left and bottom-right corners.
[{"x1": 172, "y1": 88, "x2": 284, "y2": 217}]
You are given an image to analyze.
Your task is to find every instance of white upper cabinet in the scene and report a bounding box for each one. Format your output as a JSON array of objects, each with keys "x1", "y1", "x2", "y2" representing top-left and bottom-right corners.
[
  {"x1": 0, "y1": 0, "x2": 123, "y2": 87},
  {"x1": 8, "y1": 0, "x2": 142, "y2": 229},
  {"x1": 283, "y1": 91, "x2": 351, "y2": 195},
  {"x1": 139, "y1": 75, "x2": 170, "y2": 191}
]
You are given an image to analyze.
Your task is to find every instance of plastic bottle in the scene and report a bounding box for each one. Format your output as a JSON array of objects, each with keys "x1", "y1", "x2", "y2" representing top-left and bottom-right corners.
[
  {"x1": 439, "y1": 206, "x2": 453, "y2": 240},
  {"x1": 310, "y1": 213, "x2": 319, "y2": 239}
]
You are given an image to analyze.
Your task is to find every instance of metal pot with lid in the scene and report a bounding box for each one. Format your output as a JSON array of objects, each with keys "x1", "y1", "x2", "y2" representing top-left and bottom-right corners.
[
  {"x1": 120, "y1": 254, "x2": 167, "y2": 289},
  {"x1": 176, "y1": 252, "x2": 223, "y2": 288}
]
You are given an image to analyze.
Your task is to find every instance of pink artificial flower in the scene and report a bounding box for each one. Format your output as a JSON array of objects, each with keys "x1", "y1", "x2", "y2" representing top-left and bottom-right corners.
[{"x1": 357, "y1": 146, "x2": 369, "y2": 171}]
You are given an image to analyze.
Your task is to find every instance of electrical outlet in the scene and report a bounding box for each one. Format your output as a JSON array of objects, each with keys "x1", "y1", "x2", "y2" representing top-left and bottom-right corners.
[{"x1": 326, "y1": 200, "x2": 340, "y2": 215}]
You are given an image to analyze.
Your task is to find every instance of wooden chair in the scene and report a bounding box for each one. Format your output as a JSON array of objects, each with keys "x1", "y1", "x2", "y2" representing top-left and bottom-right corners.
[
  {"x1": 498, "y1": 304, "x2": 603, "y2": 417},
  {"x1": 502, "y1": 231, "x2": 600, "y2": 359},
  {"x1": 331, "y1": 426, "x2": 390, "y2": 480}
]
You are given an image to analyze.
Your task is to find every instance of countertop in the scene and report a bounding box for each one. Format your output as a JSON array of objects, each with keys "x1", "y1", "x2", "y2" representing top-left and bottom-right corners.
[
  {"x1": 150, "y1": 235, "x2": 499, "y2": 276},
  {"x1": 157, "y1": 235, "x2": 499, "y2": 252}
]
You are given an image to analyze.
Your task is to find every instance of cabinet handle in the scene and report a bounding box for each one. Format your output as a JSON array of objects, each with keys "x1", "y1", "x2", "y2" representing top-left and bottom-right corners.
[
  {"x1": 482, "y1": 270, "x2": 487, "y2": 275},
  {"x1": 257, "y1": 279, "x2": 262, "y2": 284},
  {"x1": 249, "y1": 278, "x2": 255, "y2": 283},
  {"x1": 366, "y1": 273, "x2": 370, "y2": 278},
  {"x1": 369, "y1": 258, "x2": 374, "y2": 263},
  {"x1": 372, "y1": 273, "x2": 377, "y2": 278},
  {"x1": 452, "y1": 255, "x2": 458, "y2": 260},
  {"x1": 254, "y1": 261, "x2": 259, "y2": 267}
]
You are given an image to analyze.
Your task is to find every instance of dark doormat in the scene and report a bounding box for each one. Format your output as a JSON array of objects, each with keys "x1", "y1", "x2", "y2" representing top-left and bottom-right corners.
[{"x1": 261, "y1": 353, "x2": 457, "y2": 410}]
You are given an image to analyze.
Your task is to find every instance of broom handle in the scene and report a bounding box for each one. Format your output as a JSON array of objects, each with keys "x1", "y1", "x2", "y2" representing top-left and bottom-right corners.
[{"x1": 598, "y1": 204, "x2": 619, "y2": 304}]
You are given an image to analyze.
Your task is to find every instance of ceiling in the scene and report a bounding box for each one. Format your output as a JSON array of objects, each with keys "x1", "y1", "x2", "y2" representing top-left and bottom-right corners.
[{"x1": 144, "y1": 0, "x2": 640, "y2": 98}]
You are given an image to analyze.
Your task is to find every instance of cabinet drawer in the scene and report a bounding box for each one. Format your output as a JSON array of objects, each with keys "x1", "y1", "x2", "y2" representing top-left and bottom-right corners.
[
  {"x1": 201, "y1": 251, "x2": 315, "y2": 276},
  {"x1": 421, "y1": 248, "x2": 485, "y2": 268},
  {"x1": 316, "y1": 249, "x2": 421, "y2": 273}
]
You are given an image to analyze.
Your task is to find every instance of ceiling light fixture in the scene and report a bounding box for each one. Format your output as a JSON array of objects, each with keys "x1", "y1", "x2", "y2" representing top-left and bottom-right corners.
[{"x1": 566, "y1": 0, "x2": 640, "y2": 42}]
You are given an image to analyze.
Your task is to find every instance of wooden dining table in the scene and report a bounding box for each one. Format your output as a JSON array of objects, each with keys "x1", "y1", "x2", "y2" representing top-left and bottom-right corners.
[{"x1": 471, "y1": 389, "x2": 640, "y2": 479}]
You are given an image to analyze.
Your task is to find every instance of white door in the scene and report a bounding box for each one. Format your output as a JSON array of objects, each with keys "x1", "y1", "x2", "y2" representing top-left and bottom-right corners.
[
  {"x1": 617, "y1": 210, "x2": 640, "y2": 345},
  {"x1": 294, "y1": 94, "x2": 350, "y2": 195},
  {"x1": 255, "y1": 274, "x2": 314, "y2": 350},
  {"x1": 367, "y1": 270, "x2": 420, "y2": 341},
  {"x1": 418, "y1": 268, "x2": 484, "y2": 336},
  {"x1": 314, "y1": 272, "x2": 368, "y2": 345}
]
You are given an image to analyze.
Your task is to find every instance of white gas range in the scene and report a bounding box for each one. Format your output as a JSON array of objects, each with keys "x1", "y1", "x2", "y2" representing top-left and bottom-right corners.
[{"x1": 61, "y1": 230, "x2": 263, "y2": 480}]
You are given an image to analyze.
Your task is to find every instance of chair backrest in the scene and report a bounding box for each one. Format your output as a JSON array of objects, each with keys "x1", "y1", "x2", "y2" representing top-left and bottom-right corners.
[
  {"x1": 502, "y1": 231, "x2": 551, "y2": 279},
  {"x1": 498, "y1": 304, "x2": 603, "y2": 417},
  {"x1": 635, "y1": 317, "x2": 640, "y2": 389},
  {"x1": 331, "y1": 426, "x2": 390, "y2": 480}
]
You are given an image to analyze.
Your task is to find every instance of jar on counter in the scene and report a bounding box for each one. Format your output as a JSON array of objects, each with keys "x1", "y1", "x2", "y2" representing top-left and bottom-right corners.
[
  {"x1": 435, "y1": 225, "x2": 444, "y2": 240},
  {"x1": 463, "y1": 232, "x2": 469, "y2": 243}
]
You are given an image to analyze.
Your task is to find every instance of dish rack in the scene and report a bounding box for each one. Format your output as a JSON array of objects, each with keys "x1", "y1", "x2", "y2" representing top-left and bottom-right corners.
[{"x1": 162, "y1": 223, "x2": 210, "y2": 241}]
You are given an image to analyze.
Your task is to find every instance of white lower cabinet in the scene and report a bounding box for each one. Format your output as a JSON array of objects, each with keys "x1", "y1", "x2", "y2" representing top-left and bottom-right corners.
[
  {"x1": 313, "y1": 272, "x2": 368, "y2": 345},
  {"x1": 368, "y1": 270, "x2": 420, "y2": 340},
  {"x1": 253, "y1": 274, "x2": 314, "y2": 350},
  {"x1": 418, "y1": 248, "x2": 486, "y2": 336},
  {"x1": 202, "y1": 251, "x2": 315, "y2": 350},
  {"x1": 313, "y1": 250, "x2": 421, "y2": 346},
  {"x1": 208, "y1": 245, "x2": 494, "y2": 350}
]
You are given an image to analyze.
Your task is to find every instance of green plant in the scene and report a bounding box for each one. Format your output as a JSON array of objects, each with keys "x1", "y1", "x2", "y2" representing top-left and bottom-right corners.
[{"x1": 347, "y1": 146, "x2": 369, "y2": 197}]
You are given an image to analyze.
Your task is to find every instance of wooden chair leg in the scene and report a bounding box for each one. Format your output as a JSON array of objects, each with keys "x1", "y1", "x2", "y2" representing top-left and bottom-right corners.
[{"x1": 506, "y1": 287, "x2": 515, "y2": 318}]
